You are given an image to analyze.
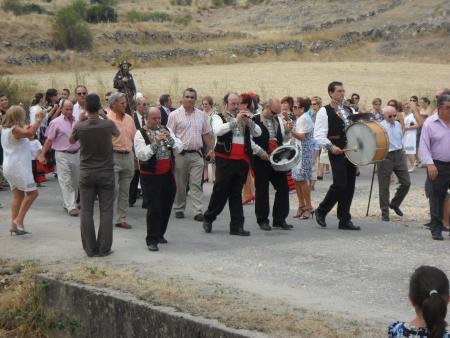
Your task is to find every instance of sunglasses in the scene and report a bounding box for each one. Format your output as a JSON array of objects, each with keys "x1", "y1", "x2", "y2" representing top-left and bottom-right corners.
[
  {"x1": 185, "y1": 96, "x2": 195, "y2": 99},
  {"x1": 410, "y1": 99, "x2": 417, "y2": 102},
  {"x1": 387, "y1": 115, "x2": 397, "y2": 118},
  {"x1": 311, "y1": 102, "x2": 318, "y2": 105},
  {"x1": 77, "y1": 92, "x2": 87, "y2": 96},
  {"x1": 293, "y1": 105, "x2": 300, "y2": 109}
]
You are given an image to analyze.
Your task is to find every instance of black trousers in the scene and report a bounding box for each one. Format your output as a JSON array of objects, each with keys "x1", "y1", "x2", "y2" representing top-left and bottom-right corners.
[
  {"x1": 141, "y1": 172, "x2": 176, "y2": 245},
  {"x1": 317, "y1": 153, "x2": 356, "y2": 223},
  {"x1": 204, "y1": 157, "x2": 248, "y2": 230},
  {"x1": 429, "y1": 161, "x2": 450, "y2": 233},
  {"x1": 253, "y1": 158, "x2": 289, "y2": 225},
  {"x1": 129, "y1": 169, "x2": 140, "y2": 206}
]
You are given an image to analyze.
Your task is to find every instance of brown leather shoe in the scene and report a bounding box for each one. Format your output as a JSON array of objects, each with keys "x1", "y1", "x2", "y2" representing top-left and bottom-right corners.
[
  {"x1": 68, "y1": 209, "x2": 79, "y2": 217},
  {"x1": 115, "y1": 222, "x2": 132, "y2": 229}
]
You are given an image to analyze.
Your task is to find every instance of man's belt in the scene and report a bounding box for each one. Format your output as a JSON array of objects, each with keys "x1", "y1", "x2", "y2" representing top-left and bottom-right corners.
[
  {"x1": 58, "y1": 150, "x2": 79, "y2": 154},
  {"x1": 180, "y1": 149, "x2": 201, "y2": 155},
  {"x1": 114, "y1": 150, "x2": 130, "y2": 154}
]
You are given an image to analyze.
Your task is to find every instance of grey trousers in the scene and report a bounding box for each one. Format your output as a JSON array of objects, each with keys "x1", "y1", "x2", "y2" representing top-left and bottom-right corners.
[
  {"x1": 377, "y1": 150, "x2": 411, "y2": 216},
  {"x1": 79, "y1": 170, "x2": 115, "y2": 257},
  {"x1": 173, "y1": 152, "x2": 204, "y2": 215}
]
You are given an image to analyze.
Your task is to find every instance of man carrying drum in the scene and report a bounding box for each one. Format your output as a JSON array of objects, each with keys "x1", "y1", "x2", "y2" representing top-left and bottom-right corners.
[
  {"x1": 251, "y1": 97, "x2": 293, "y2": 231},
  {"x1": 313, "y1": 81, "x2": 360, "y2": 230}
]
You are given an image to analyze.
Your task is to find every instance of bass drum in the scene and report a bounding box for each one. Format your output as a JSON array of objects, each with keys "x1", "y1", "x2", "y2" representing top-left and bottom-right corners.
[
  {"x1": 269, "y1": 145, "x2": 300, "y2": 172},
  {"x1": 345, "y1": 121, "x2": 388, "y2": 166}
]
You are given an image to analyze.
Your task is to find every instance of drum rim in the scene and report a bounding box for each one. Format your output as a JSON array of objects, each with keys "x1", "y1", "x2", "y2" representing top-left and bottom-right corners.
[{"x1": 269, "y1": 145, "x2": 300, "y2": 172}]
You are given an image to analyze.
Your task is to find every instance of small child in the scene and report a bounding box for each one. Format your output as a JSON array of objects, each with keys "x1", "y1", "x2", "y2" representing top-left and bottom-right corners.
[{"x1": 388, "y1": 266, "x2": 449, "y2": 338}]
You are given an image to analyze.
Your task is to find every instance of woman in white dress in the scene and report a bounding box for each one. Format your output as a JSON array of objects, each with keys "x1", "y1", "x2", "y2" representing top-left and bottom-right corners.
[
  {"x1": 402, "y1": 102, "x2": 419, "y2": 172},
  {"x1": 1, "y1": 105, "x2": 44, "y2": 235},
  {"x1": 201, "y1": 96, "x2": 217, "y2": 183}
]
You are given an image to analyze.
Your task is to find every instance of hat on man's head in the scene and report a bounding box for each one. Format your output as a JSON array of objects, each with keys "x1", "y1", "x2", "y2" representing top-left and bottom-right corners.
[{"x1": 119, "y1": 60, "x2": 132, "y2": 68}]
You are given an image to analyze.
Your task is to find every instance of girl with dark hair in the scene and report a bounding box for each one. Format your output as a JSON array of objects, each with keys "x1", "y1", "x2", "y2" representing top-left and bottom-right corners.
[{"x1": 388, "y1": 266, "x2": 449, "y2": 338}]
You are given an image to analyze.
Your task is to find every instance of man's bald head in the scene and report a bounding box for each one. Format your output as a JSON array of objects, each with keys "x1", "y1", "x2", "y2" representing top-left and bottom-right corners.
[
  {"x1": 147, "y1": 106, "x2": 162, "y2": 128},
  {"x1": 264, "y1": 97, "x2": 281, "y2": 118},
  {"x1": 61, "y1": 99, "x2": 74, "y2": 118},
  {"x1": 435, "y1": 88, "x2": 450, "y2": 98}
]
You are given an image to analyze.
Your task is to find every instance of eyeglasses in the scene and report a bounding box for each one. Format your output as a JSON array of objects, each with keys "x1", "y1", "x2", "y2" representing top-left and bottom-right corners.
[
  {"x1": 185, "y1": 96, "x2": 195, "y2": 99},
  {"x1": 293, "y1": 105, "x2": 299, "y2": 109},
  {"x1": 311, "y1": 102, "x2": 318, "y2": 105},
  {"x1": 410, "y1": 99, "x2": 417, "y2": 102},
  {"x1": 77, "y1": 92, "x2": 87, "y2": 96}
]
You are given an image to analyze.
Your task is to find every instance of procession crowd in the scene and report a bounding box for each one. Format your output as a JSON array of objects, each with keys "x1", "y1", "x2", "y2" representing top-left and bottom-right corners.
[{"x1": 0, "y1": 69, "x2": 450, "y2": 337}]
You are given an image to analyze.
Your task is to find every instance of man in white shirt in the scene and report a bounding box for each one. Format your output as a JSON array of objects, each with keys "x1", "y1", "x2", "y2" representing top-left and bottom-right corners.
[
  {"x1": 313, "y1": 81, "x2": 360, "y2": 230},
  {"x1": 72, "y1": 85, "x2": 88, "y2": 121},
  {"x1": 202, "y1": 92, "x2": 261, "y2": 236},
  {"x1": 378, "y1": 106, "x2": 411, "y2": 221}
]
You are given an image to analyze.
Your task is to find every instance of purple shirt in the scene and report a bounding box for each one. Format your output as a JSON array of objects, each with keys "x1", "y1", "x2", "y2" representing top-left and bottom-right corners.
[
  {"x1": 419, "y1": 113, "x2": 450, "y2": 165},
  {"x1": 45, "y1": 114, "x2": 80, "y2": 151}
]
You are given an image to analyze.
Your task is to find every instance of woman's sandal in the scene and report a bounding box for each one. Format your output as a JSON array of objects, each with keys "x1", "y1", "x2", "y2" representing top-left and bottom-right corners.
[
  {"x1": 300, "y1": 208, "x2": 315, "y2": 220},
  {"x1": 294, "y1": 206, "x2": 306, "y2": 218}
]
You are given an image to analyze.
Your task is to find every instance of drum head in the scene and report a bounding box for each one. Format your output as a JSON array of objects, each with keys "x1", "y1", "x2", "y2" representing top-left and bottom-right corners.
[
  {"x1": 269, "y1": 145, "x2": 300, "y2": 172},
  {"x1": 345, "y1": 123, "x2": 376, "y2": 166}
]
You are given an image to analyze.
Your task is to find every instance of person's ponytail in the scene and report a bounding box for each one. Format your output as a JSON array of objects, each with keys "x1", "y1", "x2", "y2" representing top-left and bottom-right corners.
[{"x1": 422, "y1": 292, "x2": 448, "y2": 338}]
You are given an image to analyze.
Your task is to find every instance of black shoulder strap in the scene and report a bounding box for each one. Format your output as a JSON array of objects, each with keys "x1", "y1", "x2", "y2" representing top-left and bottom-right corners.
[{"x1": 139, "y1": 128, "x2": 151, "y2": 145}]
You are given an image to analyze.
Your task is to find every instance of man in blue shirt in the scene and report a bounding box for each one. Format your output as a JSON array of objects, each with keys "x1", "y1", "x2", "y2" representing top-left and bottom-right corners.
[{"x1": 378, "y1": 106, "x2": 411, "y2": 221}]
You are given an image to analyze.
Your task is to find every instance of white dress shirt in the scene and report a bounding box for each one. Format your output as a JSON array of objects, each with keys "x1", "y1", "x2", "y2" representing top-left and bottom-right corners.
[
  {"x1": 134, "y1": 127, "x2": 183, "y2": 161},
  {"x1": 380, "y1": 120, "x2": 403, "y2": 152},
  {"x1": 314, "y1": 105, "x2": 355, "y2": 150},
  {"x1": 72, "y1": 102, "x2": 84, "y2": 121}
]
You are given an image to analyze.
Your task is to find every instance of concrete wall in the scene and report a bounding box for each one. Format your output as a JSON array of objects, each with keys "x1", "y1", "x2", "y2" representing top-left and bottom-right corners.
[{"x1": 36, "y1": 275, "x2": 267, "y2": 338}]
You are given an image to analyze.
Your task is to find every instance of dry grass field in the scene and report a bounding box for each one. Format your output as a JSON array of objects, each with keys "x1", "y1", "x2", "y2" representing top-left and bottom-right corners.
[{"x1": 11, "y1": 61, "x2": 449, "y2": 107}]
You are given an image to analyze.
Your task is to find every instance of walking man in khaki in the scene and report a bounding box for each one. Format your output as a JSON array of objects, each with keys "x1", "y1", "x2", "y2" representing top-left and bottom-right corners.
[
  {"x1": 167, "y1": 88, "x2": 212, "y2": 221},
  {"x1": 107, "y1": 92, "x2": 137, "y2": 229}
]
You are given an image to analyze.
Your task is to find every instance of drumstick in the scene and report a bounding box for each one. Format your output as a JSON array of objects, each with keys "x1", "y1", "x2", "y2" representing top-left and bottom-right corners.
[{"x1": 342, "y1": 147, "x2": 358, "y2": 152}]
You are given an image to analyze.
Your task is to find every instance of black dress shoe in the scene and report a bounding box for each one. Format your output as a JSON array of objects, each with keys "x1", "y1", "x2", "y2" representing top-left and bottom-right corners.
[
  {"x1": 175, "y1": 211, "x2": 185, "y2": 219},
  {"x1": 432, "y1": 232, "x2": 444, "y2": 240},
  {"x1": 230, "y1": 228, "x2": 250, "y2": 236},
  {"x1": 389, "y1": 204, "x2": 403, "y2": 217},
  {"x1": 203, "y1": 220, "x2": 212, "y2": 233},
  {"x1": 338, "y1": 221, "x2": 360, "y2": 230},
  {"x1": 315, "y1": 209, "x2": 327, "y2": 227},
  {"x1": 194, "y1": 213, "x2": 204, "y2": 222},
  {"x1": 382, "y1": 215, "x2": 390, "y2": 222},
  {"x1": 147, "y1": 243, "x2": 159, "y2": 251},
  {"x1": 158, "y1": 237, "x2": 168, "y2": 244},
  {"x1": 98, "y1": 250, "x2": 114, "y2": 257},
  {"x1": 273, "y1": 221, "x2": 293, "y2": 230},
  {"x1": 258, "y1": 220, "x2": 272, "y2": 231}
]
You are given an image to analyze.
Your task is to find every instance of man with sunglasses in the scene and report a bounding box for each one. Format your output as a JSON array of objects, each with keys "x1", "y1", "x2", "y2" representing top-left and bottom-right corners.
[
  {"x1": 39, "y1": 99, "x2": 80, "y2": 216},
  {"x1": 251, "y1": 97, "x2": 293, "y2": 231},
  {"x1": 377, "y1": 106, "x2": 411, "y2": 222},
  {"x1": 73, "y1": 85, "x2": 88, "y2": 121}
]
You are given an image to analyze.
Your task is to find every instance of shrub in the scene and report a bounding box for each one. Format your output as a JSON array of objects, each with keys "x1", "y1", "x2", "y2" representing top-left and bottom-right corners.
[
  {"x1": 86, "y1": 4, "x2": 117, "y2": 23},
  {"x1": 247, "y1": 0, "x2": 265, "y2": 4},
  {"x1": 53, "y1": 2, "x2": 92, "y2": 51},
  {"x1": 2, "y1": 0, "x2": 46, "y2": 15},
  {"x1": 177, "y1": 14, "x2": 192, "y2": 26},
  {"x1": 212, "y1": 0, "x2": 237, "y2": 7}
]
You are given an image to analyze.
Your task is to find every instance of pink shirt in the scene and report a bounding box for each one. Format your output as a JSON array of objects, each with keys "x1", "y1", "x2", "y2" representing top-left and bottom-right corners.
[
  {"x1": 45, "y1": 114, "x2": 80, "y2": 151},
  {"x1": 419, "y1": 113, "x2": 450, "y2": 164},
  {"x1": 106, "y1": 110, "x2": 136, "y2": 152},
  {"x1": 167, "y1": 106, "x2": 211, "y2": 151}
]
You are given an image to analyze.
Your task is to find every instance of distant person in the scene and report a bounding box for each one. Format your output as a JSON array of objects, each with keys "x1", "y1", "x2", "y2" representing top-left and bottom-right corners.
[
  {"x1": 378, "y1": 106, "x2": 411, "y2": 222},
  {"x1": 113, "y1": 60, "x2": 136, "y2": 115},
  {"x1": 107, "y1": 92, "x2": 137, "y2": 230},
  {"x1": 2, "y1": 105, "x2": 44, "y2": 235},
  {"x1": 420, "y1": 94, "x2": 450, "y2": 241},
  {"x1": 61, "y1": 88, "x2": 70, "y2": 100},
  {"x1": 201, "y1": 95, "x2": 217, "y2": 184},
  {"x1": 388, "y1": 265, "x2": 449, "y2": 338},
  {"x1": 72, "y1": 85, "x2": 88, "y2": 121},
  {"x1": 167, "y1": 88, "x2": 213, "y2": 221},
  {"x1": 159, "y1": 94, "x2": 173, "y2": 126},
  {"x1": 402, "y1": 102, "x2": 419, "y2": 172},
  {"x1": 350, "y1": 93, "x2": 360, "y2": 112},
  {"x1": 70, "y1": 94, "x2": 120, "y2": 257},
  {"x1": 370, "y1": 98, "x2": 384, "y2": 122}
]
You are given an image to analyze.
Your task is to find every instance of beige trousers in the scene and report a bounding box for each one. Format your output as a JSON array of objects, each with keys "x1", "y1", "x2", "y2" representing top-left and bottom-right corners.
[
  {"x1": 55, "y1": 151, "x2": 80, "y2": 212},
  {"x1": 173, "y1": 152, "x2": 204, "y2": 215},
  {"x1": 113, "y1": 152, "x2": 134, "y2": 223}
]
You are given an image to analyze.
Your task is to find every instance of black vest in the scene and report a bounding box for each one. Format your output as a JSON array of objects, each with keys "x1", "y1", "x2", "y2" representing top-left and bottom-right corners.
[
  {"x1": 214, "y1": 113, "x2": 252, "y2": 160},
  {"x1": 252, "y1": 114, "x2": 283, "y2": 152},
  {"x1": 324, "y1": 104, "x2": 352, "y2": 149},
  {"x1": 138, "y1": 126, "x2": 174, "y2": 172},
  {"x1": 133, "y1": 112, "x2": 145, "y2": 130}
]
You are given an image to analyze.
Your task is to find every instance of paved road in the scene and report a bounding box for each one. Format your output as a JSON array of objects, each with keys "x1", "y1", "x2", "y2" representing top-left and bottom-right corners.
[{"x1": 0, "y1": 166, "x2": 445, "y2": 328}]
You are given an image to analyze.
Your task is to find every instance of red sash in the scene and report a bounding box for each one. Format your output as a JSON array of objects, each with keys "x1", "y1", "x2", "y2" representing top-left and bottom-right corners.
[
  {"x1": 268, "y1": 139, "x2": 278, "y2": 154},
  {"x1": 140, "y1": 158, "x2": 172, "y2": 175},
  {"x1": 215, "y1": 143, "x2": 249, "y2": 164}
]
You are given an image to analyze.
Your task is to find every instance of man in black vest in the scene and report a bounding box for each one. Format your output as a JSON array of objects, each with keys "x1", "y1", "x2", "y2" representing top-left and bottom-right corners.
[
  {"x1": 252, "y1": 97, "x2": 293, "y2": 231},
  {"x1": 203, "y1": 93, "x2": 261, "y2": 236},
  {"x1": 313, "y1": 81, "x2": 360, "y2": 230},
  {"x1": 134, "y1": 107, "x2": 183, "y2": 251},
  {"x1": 129, "y1": 96, "x2": 148, "y2": 207}
]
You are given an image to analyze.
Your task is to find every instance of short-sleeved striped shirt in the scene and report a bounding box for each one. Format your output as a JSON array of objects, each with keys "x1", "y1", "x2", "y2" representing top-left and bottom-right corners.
[{"x1": 167, "y1": 105, "x2": 211, "y2": 151}]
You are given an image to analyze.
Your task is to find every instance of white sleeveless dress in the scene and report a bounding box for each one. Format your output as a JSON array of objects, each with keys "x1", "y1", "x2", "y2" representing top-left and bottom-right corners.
[
  {"x1": 1, "y1": 126, "x2": 41, "y2": 191},
  {"x1": 402, "y1": 113, "x2": 417, "y2": 155}
]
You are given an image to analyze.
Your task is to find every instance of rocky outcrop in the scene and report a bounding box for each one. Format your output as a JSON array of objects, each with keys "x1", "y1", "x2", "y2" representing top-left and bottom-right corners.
[{"x1": 6, "y1": 53, "x2": 52, "y2": 65}]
